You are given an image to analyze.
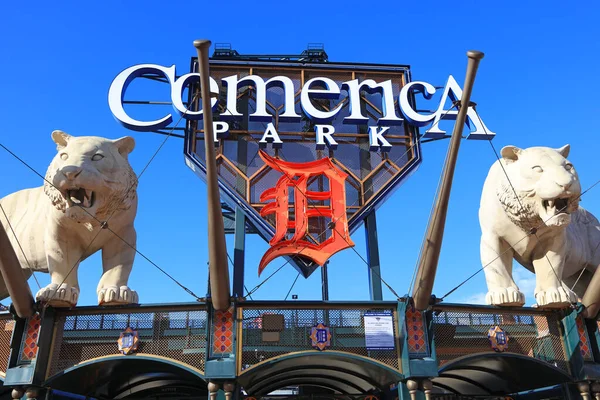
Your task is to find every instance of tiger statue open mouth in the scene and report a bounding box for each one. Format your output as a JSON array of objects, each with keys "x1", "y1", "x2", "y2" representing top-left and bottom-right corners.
[
  {"x1": 64, "y1": 187, "x2": 95, "y2": 209},
  {"x1": 0, "y1": 130, "x2": 139, "y2": 308},
  {"x1": 479, "y1": 144, "x2": 600, "y2": 310}
]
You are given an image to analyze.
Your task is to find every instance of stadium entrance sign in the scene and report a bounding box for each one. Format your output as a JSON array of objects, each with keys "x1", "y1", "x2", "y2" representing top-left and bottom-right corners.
[
  {"x1": 107, "y1": 57, "x2": 494, "y2": 277},
  {"x1": 108, "y1": 64, "x2": 495, "y2": 144}
]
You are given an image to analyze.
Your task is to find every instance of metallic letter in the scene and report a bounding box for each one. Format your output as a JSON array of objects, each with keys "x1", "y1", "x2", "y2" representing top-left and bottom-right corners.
[
  {"x1": 368, "y1": 126, "x2": 392, "y2": 152},
  {"x1": 221, "y1": 75, "x2": 300, "y2": 122},
  {"x1": 343, "y1": 79, "x2": 402, "y2": 125},
  {"x1": 259, "y1": 123, "x2": 283, "y2": 148},
  {"x1": 171, "y1": 73, "x2": 219, "y2": 119},
  {"x1": 315, "y1": 125, "x2": 338, "y2": 150},
  {"x1": 300, "y1": 77, "x2": 343, "y2": 122},
  {"x1": 108, "y1": 64, "x2": 175, "y2": 131},
  {"x1": 258, "y1": 151, "x2": 354, "y2": 274},
  {"x1": 398, "y1": 81, "x2": 438, "y2": 127},
  {"x1": 425, "y1": 75, "x2": 496, "y2": 140},
  {"x1": 213, "y1": 121, "x2": 229, "y2": 144}
]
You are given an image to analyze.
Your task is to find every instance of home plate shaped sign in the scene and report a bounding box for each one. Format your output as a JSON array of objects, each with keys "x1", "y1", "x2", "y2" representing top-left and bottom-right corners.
[
  {"x1": 182, "y1": 59, "x2": 422, "y2": 277},
  {"x1": 108, "y1": 51, "x2": 493, "y2": 277}
]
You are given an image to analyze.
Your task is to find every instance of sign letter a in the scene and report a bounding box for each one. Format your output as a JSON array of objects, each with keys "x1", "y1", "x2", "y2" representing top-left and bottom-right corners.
[
  {"x1": 425, "y1": 75, "x2": 496, "y2": 140},
  {"x1": 259, "y1": 123, "x2": 283, "y2": 148}
]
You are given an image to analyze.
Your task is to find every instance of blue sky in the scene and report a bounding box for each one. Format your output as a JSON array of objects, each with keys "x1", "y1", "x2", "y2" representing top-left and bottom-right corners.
[{"x1": 1, "y1": 0, "x2": 600, "y2": 308}]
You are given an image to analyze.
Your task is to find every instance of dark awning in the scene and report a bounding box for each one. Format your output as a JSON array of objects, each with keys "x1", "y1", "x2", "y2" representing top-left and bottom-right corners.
[
  {"x1": 432, "y1": 353, "x2": 573, "y2": 396},
  {"x1": 44, "y1": 355, "x2": 207, "y2": 399},
  {"x1": 238, "y1": 351, "x2": 403, "y2": 395}
]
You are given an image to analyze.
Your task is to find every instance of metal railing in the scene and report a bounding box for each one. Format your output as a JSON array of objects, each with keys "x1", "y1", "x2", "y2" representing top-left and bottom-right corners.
[
  {"x1": 3, "y1": 299, "x2": 585, "y2": 383},
  {"x1": 432, "y1": 304, "x2": 569, "y2": 373},
  {"x1": 0, "y1": 312, "x2": 14, "y2": 375},
  {"x1": 238, "y1": 301, "x2": 401, "y2": 372},
  {"x1": 47, "y1": 303, "x2": 209, "y2": 379}
]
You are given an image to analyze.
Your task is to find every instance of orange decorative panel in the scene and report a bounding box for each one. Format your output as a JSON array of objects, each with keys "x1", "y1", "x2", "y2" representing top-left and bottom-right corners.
[
  {"x1": 212, "y1": 307, "x2": 234, "y2": 355},
  {"x1": 406, "y1": 307, "x2": 429, "y2": 357},
  {"x1": 258, "y1": 151, "x2": 354, "y2": 274},
  {"x1": 21, "y1": 313, "x2": 41, "y2": 361},
  {"x1": 576, "y1": 315, "x2": 593, "y2": 361}
]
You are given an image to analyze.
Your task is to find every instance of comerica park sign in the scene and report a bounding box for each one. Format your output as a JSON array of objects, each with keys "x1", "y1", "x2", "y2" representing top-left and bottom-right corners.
[
  {"x1": 108, "y1": 63, "x2": 495, "y2": 148},
  {"x1": 107, "y1": 57, "x2": 494, "y2": 277}
]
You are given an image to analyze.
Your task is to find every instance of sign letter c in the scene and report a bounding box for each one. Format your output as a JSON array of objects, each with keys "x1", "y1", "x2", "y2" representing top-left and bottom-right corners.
[{"x1": 108, "y1": 64, "x2": 176, "y2": 131}]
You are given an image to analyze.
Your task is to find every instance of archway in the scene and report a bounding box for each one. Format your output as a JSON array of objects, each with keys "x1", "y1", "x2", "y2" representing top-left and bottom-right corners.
[
  {"x1": 44, "y1": 355, "x2": 208, "y2": 399},
  {"x1": 431, "y1": 353, "x2": 574, "y2": 396},
  {"x1": 238, "y1": 351, "x2": 403, "y2": 396}
]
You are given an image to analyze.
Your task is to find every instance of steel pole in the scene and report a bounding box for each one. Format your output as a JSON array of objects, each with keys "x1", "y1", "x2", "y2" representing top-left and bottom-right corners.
[
  {"x1": 193, "y1": 39, "x2": 231, "y2": 311},
  {"x1": 321, "y1": 261, "x2": 329, "y2": 301},
  {"x1": 0, "y1": 223, "x2": 34, "y2": 318},
  {"x1": 412, "y1": 50, "x2": 485, "y2": 310}
]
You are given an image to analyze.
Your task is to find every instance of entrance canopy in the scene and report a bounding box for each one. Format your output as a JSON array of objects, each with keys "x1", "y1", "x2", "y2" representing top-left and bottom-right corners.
[
  {"x1": 238, "y1": 351, "x2": 403, "y2": 395},
  {"x1": 432, "y1": 353, "x2": 573, "y2": 396},
  {"x1": 44, "y1": 355, "x2": 207, "y2": 399}
]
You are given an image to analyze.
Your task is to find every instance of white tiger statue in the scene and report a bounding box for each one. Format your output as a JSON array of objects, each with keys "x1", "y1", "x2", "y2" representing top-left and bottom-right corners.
[
  {"x1": 0, "y1": 130, "x2": 139, "y2": 307},
  {"x1": 479, "y1": 144, "x2": 600, "y2": 309}
]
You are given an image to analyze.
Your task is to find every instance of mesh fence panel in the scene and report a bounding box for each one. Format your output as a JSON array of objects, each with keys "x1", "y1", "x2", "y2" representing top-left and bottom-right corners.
[
  {"x1": 0, "y1": 314, "x2": 14, "y2": 374},
  {"x1": 240, "y1": 307, "x2": 399, "y2": 372},
  {"x1": 432, "y1": 306, "x2": 569, "y2": 373},
  {"x1": 48, "y1": 307, "x2": 208, "y2": 378}
]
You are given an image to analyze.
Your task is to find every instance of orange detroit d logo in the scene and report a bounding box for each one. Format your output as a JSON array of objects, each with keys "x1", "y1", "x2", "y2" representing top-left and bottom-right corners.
[{"x1": 258, "y1": 150, "x2": 355, "y2": 275}]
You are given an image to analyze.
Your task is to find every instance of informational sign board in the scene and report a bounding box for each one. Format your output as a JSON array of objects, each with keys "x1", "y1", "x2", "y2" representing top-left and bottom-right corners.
[{"x1": 364, "y1": 311, "x2": 395, "y2": 350}]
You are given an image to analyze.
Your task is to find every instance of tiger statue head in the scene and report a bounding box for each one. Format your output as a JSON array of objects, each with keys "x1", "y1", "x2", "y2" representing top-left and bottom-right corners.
[
  {"x1": 43, "y1": 130, "x2": 137, "y2": 229},
  {"x1": 496, "y1": 144, "x2": 581, "y2": 230}
]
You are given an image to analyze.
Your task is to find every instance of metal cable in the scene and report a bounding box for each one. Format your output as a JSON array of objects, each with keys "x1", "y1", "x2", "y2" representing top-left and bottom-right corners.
[
  {"x1": 1, "y1": 139, "x2": 202, "y2": 302},
  {"x1": 243, "y1": 103, "x2": 461, "y2": 299},
  {"x1": 406, "y1": 104, "x2": 459, "y2": 297},
  {"x1": 246, "y1": 263, "x2": 290, "y2": 297},
  {"x1": 473, "y1": 108, "x2": 564, "y2": 288},
  {"x1": 42, "y1": 93, "x2": 204, "y2": 307},
  {"x1": 432, "y1": 105, "x2": 598, "y2": 306},
  {"x1": 0, "y1": 92, "x2": 204, "y2": 309},
  {"x1": 284, "y1": 273, "x2": 301, "y2": 300},
  {"x1": 278, "y1": 147, "x2": 404, "y2": 299},
  {"x1": 441, "y1": 172, "x2": 600, "y2": 301},
  {"x1": 225, "y1": 251, "x2": 253, "y2": 300}
]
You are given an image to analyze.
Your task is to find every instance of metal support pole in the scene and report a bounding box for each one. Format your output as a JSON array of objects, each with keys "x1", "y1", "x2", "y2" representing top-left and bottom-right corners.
[
  {"x1": 412, "y1": 50, "x2": 485, "y2": 310},
  {"x1": 0, "y1": 223, "x2": 34, "y2": 318},
  {"x1": 232, "y1": 88, "x2": 248, "y2": 300},
  {"x1": 321, "y1": 261, "x2": 329, "y2": 301},
  {"x1": 232, "y1": 207, "x2": 246, "y2": 299},
  {"x1": 194, "y1": 40, "x2": 231, "y2": 311},
  {"x1": 365, "y1": 210, "x2": 383, "y2": 301}
]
